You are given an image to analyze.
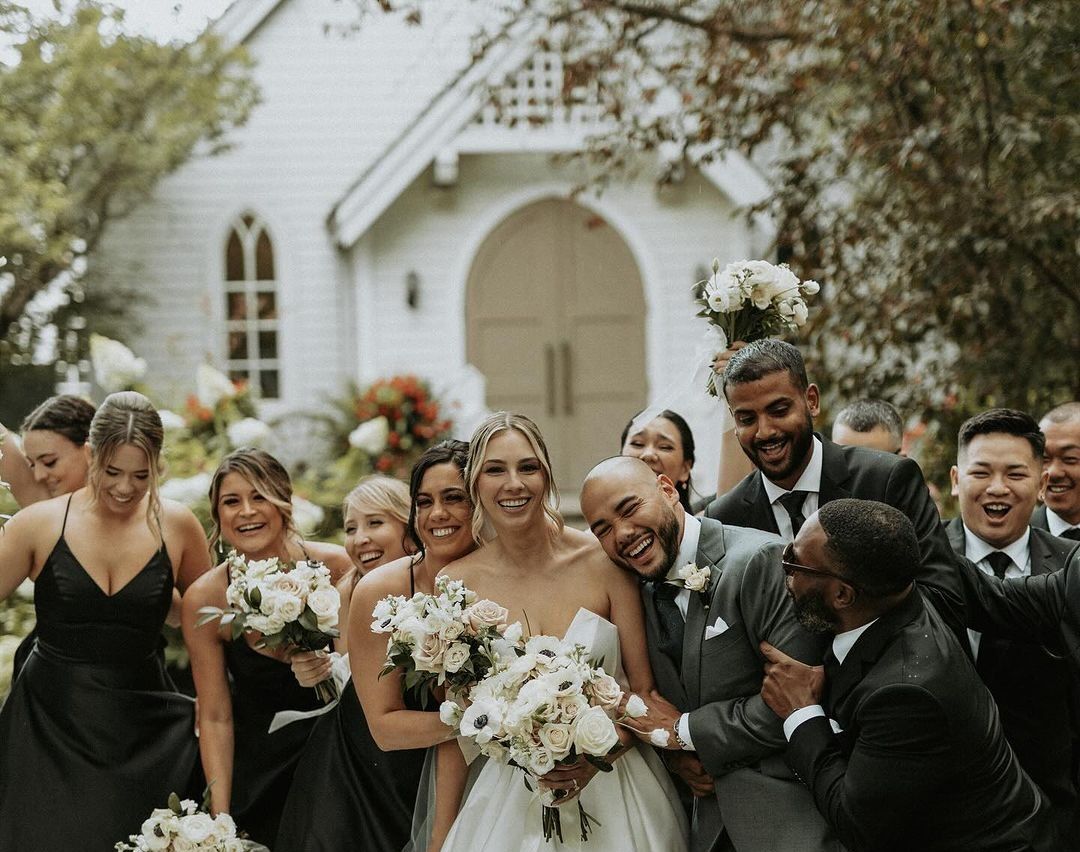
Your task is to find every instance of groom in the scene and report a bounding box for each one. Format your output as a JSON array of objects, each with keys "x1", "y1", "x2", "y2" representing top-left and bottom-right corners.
[{"x1": 580, "y1": 456, "x2": 839, "y2": 852}]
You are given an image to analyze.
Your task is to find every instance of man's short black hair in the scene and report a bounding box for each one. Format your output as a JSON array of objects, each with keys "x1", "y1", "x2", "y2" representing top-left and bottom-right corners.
[
  {"x1": 835, "y1": 399, "x2": 903, "y2": 446},
  {"x1": 722, "y1": 339, "x2": 809, "y2": 397},
  {"x1": 957, "y1": 408, "x2": 1044, "y2": 461},
  {"x1": 817, "y1": 499, "x2": 919, "y2": 598}
]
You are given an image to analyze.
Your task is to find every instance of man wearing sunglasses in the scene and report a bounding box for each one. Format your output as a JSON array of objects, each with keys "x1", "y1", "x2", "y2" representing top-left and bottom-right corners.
[
  {"x1": 704, "y1": 340, "x2": 964, "y2": 637},
  {"x1": 760, "y1": 499, "x2": 1046, "y2": 852}
]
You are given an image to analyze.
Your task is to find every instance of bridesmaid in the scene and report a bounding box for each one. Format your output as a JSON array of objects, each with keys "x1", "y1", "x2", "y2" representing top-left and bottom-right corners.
[
  {"x1": 181, "y1": 448, "x2": 352, "y2": 845},
  {"x1": 277, "y1": 440, "x2": 477, "y2": 852},
  {"x1": 620, "y1": 409, "x2": 697, "y2": 512},
  {"x1": 0, "y1": 391, "x2": 210, "y2": 849}
]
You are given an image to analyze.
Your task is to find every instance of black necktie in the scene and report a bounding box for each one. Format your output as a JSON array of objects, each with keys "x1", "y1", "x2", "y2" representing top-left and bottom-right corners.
[
  {"x1": 985, "y1": 551, "x2": 1013, "y2": 580},
  {"x1": 1060, "y1": 528, "x2": 1080, "y2": 542},
  {"x1": 777, "y1": 491, "x2": 808, "y2": 538},
  {"x1": 652, "y1": 583, "x2": 685, "y2": 672}
]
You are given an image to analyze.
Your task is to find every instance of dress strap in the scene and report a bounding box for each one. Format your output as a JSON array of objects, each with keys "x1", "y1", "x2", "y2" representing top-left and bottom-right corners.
[
  {"x1": 60, "y1": 494, "x2": 74, "y2": 534},
  {"x1": 409, "y1": 559, "x2": 416, "y2": 597}
]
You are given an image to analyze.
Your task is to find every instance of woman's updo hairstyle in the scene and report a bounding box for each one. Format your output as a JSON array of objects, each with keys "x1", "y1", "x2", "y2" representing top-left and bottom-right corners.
[{"x1": 21, "y1": 394, "x2": 97, "y2": 446}]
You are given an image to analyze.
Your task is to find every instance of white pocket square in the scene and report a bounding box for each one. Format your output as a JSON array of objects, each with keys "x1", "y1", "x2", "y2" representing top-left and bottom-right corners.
[{"x1": 704, "y1": 618, "x2": 730, "y2": 640}]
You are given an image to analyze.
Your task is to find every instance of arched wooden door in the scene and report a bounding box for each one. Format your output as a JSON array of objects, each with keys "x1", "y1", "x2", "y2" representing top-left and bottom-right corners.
[{"x1": 466, "y1": 199, "x2": 647, "y2": 491}]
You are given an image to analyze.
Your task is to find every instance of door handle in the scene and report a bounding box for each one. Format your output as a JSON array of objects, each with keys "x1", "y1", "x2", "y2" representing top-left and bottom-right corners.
[
  {"x1": 545, "y1": 343, "x2": 556, "y2": 415},
  {"x1": 561, "y1": 340, "x2": 572, "y2": 416}
]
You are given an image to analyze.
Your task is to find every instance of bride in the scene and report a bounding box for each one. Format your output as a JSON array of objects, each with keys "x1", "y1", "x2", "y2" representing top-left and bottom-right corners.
[{"x1": 435, "y1": 412, "x2": 689, "y2": 852}]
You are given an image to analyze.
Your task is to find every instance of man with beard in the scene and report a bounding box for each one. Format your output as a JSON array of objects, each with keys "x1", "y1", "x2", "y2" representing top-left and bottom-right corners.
[
  {"x1": 760, "y1": 499, "x2": 1046, "y2": 852},
  {"x1": 705, "y1": 339, "x2": 963, "y2": 635},
  {"x1": 581, "y1": 456, "x2": 838, "y2": 852},
  {"x1": 1032, "y1": 402, "x2": 1080, "y2": 541}
]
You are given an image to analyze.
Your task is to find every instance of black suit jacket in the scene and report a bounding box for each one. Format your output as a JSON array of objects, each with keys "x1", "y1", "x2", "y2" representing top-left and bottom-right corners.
[
  {"x1": 1031, "y1": 505, "x2": 1050, "y2": 533},
  {"x1": 787, "y1": 591, "x2": 1045, "y2": 852},
  {"x1": 705, "y1": 435, "x2": 965, "y2": 634},
  {"x1": 946, "y1": 520, "x2": 1079, "y2": 810}
]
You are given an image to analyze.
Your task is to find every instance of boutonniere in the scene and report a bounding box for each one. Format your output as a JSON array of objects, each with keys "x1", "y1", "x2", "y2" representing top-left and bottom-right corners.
[{"x1": 667, "y1": 562, "x2": 712, "y2": 599}]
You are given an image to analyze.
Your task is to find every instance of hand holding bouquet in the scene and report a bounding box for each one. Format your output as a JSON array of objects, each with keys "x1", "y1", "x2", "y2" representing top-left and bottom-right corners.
[
  {"x1": 197, "y1": 551, "x2": 341, "y2": 702},
  {"x1": 371, "y1": 575, "x2": 523, "y2": 704},
  {"x1": 695, "y1": 259, "x2": 820, "y2": 396}
]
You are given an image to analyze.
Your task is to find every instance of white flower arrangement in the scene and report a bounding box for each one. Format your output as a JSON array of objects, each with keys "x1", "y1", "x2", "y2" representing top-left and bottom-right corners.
[
  {"x1": 347, "y1": 416, "x2": 390, "y2": 455},
  {"x1": 290, "y1": 496, "x2": 325, "y2": 535},
  {"x1": 225, "y1": 417, "x2": 272, "y2": 449},
  {"x1": 160, "y1": 472, "x2": 213, "y2": 508},
  {"x1": 695, "y1": 259, "x2": 820, "y2": 396},
  {"x1": 451, "y1": 634, "x2": 650, "y2": 843},
  {"x1": 667, "y1": 562, "x2": 712, "y2": 598},
  {"x1": 197, "y1": 552, "x2": 341, "y2": 702},
  {"x1": 114, "y1": 793, "x2": 247, "y2": 852},
  {"x1": 90, "y1": 333, "x2": 147, "y2": 393},
  {"x1": 196, "y1": 364, "x2": 239, "y2": 409},
  {"x1": 372, "y1": 575, "x2": 522, "y2": 703}
]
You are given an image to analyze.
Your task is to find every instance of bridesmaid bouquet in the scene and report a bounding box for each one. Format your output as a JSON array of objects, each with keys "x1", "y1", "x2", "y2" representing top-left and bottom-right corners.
[
  {"x1": 694, "y1": 259, "x2": 820, "y2": 396},
  {"x1": 197, "y1": 551, "x2": 341, "y2": 702},
  {"x1": 444, "y1": 634, "x2": 647, "y2": 843},
  {"x1": 371, "y1": 575, "x2": 523, "y2": 704},
  {"x1": 115, "y1": 792, "x2": 251, "y2": 852}
]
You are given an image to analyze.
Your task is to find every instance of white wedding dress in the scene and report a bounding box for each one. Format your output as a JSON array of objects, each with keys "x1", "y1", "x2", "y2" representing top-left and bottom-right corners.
[{"x1": 442, "y1": 608, "x2": 690, "y2": 852}]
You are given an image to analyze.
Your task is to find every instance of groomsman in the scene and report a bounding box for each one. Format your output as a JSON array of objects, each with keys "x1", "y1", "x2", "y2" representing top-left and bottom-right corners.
[
  {"x1": 946, "y1": 408, "x2": 1078, "y2": 850},
  {"x1": 1032, "y1": 402, "x2": 1080, "y2": 541},
  {"x1": 830, "y1": 399, "x2": 903, "y2": 455},
  {"x1": 580, "y1": 456, "x2": 839, "y2": 852},
  {"x1": 761, "y1": 500, "x2": 1046, "y2": 852},
  {"x1": 704, "y1": 339, "x2": 963, "y2": 634}
]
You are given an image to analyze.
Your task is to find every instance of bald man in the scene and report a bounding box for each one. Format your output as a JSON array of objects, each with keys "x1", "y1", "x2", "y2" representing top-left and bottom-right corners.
[{"x1": 580, "y1": 456, "x2": 837, "y2": 852}]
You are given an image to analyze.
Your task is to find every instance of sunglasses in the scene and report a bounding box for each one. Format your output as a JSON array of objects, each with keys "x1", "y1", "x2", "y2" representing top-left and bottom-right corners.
[{"x1": 781, "y1": 543, "x2": 861, "y2": 591}]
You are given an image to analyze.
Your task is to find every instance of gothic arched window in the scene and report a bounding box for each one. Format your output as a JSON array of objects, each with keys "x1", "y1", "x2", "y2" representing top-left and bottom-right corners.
[{"x1": 223, "y1": 213, "x2": 280, "y2": 399}]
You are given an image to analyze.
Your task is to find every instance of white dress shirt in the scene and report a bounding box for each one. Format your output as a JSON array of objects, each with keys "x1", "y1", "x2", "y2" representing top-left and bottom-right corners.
[
  {"x1": 1046, "y1": 507, "x2": 1080, "y2": 539},
  {"x1": 963, "y1": 525, "x2": 1030, "y2": 658},
  {"x1": 782, "y1": 619, "x2": 878, "y2": 740},
  {"x1": 762, "y1": 437, "x2": 824, "y2": 542}
]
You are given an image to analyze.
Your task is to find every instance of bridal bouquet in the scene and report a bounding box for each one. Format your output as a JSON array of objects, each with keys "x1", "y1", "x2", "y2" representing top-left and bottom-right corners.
[
  {"x1": 115, "y1": 793, "x2": 247, "y2": 852},
  {"x1": 371, "y1": 575, "x2": 523, "y2": 703},
  {"x1": 695, "y1": 259, "x2": 820, "y2": 396},
  {"x1": 445, "y1": 634, "x2": 645, "y2": 842},
  {"x1": 197, "y1": 551, "x2": 341, "y2": 702}
]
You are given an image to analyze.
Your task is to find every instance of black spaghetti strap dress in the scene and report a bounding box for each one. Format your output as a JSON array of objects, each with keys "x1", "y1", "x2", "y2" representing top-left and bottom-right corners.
[
  {"x1": 274, "y1": 564, "x2": 428, "y2": 852},
  {"x1": 0, "y1": 497, "x2": 198, "y2": 851}
]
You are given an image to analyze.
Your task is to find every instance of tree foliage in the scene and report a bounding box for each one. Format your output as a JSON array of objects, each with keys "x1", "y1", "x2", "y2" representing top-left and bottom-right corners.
[
  {"x1": 0, "y1": 1, "x2": 258, "y2": 362},
  {"x1": 372, "y1": 0, "x2": 1080, "y2": 463}
]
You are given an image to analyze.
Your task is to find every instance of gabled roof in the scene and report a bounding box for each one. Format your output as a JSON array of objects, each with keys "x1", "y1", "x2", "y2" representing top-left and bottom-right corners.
[{"x1": 213, "y1": 0, "x2": 288, "y2": 46}]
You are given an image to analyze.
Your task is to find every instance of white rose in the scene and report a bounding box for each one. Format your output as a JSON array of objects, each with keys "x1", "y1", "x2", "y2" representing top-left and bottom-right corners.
[
  {"x1": 157, "y1": 409, "x2": 186, "y2": 432},
  {"x1": 500, "y1": 621, "x2": 523, "y2": 644},
  {"x1": 292, "y1": 496, "x2": 325, "y2": 535},
  {"x1": 89, "y1": 333, "x2": 146, "y2": 392},
  {"x1": 160, "y1": 472, "x2": 212, "y2": 507},
  {"x1": 557, "y1": 693, "x2": 589, "y2": 723},
  {"x1": 275, "y1": 593, "x2": 304, "y2": 623},
  {"x1": 465, "y1": 600, "x2": 509, "y2": 633},
  {"x1": 649, "y1": 728, "x2": 671, "y2": 747},
  {"x1": 290, "y1": 564, "x2": 317, "y2": 588},
  {"x1": 443, "y1": 641, "x2": 471, "y2": 674},
  {"x1": 792, "y1": 298, "x2": 809, "y2": 326},
  {"x1": 348, "y1": 416, "x2": 390, "y2": 455},
  {"x1": 439, "y1": 700, "x2": 463, "y2": 728},
  {"x1": 226, "y1": 416, "x2": 272, "y2": 449},
  {"x1": 176, "y1": 812, "x2": 216, "y2": 844},
  {"x1": 211, "y1": 812, "x2": 237, "y2": 840},
  {"x1": 412, "y1": 632, "x2": 447, "y2": 674},
  {"x1": 442, "y1": 619, "x2": 465, "y2": 641},
  {"x1": 526, "y1": 744, "x2": 556, "y2": 777},
  {"x1": 800, "y1": 279, "x2": 821, "y2": 296},
  {"x1": 172, "y1": 838, "x2": 196, "y2": 852},
  {"x1": 538, "y1": 723, "x2": 574, "y2": 760},
  {"x1": 589, "y1": 672, "x2": 623, "y2": 712},
  {"x1": 572, "y1": 705, "x2": 619, "y2": 756},
  {"x1": 196, "y1": 363, "x2": 238, "y2": 408},
  {"x1": 624, "y1": 694, "x2": 648, "y2": 718},
  {"x1": 271, "y1": 573, "x2": 304, "y2": 597},
  {"x1": 307, "y1": 587, "x2": 340, "y2": 631}
]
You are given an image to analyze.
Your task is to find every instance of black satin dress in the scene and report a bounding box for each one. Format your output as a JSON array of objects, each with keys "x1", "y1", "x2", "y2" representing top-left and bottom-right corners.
[
  {"x1": 224, "y1": 635, "x2": 322, "y2": 845},
  {"x1": 0, "y1": 502, "x2": 198, "y2": 851},
  {"x1": 274, "y1": 567, "x2": 428, "y2": 852}
]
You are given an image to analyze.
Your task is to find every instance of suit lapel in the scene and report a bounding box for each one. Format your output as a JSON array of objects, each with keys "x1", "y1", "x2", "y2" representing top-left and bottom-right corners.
[
  {"x1": 743, "y1": 473, "x2": 781, "y2": 534},
  {"x1": 828, "y1": 592, "x2": 925, "y2": 715},
  {"x1": 818, "y1": 434, "x2": 854, "y2": 504},
  {"x1": 641, "y1": 581, "x2": 689, "y2": 709},
  {"x1": 1029, "y1": 529, "x2": 1053, "y2": 576},
  {"x1": 682, "y1": 520, "x2": 727, "y2": 706},
  {"x1": 944, "y1": 517, "x2": 966, "y2": 556}
]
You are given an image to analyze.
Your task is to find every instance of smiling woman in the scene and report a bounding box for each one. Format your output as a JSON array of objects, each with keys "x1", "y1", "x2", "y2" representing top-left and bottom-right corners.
[{"x1": 0, "y1": 391, "x2": 212, "y2": 849}]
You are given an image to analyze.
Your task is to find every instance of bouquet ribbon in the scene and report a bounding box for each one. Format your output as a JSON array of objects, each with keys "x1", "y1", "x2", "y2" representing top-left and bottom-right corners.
[{"x1": 267, "y1": 652, "x2": 352, "y2": 734}]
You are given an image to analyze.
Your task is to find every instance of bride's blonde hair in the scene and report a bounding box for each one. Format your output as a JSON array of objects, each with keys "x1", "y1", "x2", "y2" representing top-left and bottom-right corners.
[{"x1": 465, "y1": 411, "x2": 562, "y2": 543}]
